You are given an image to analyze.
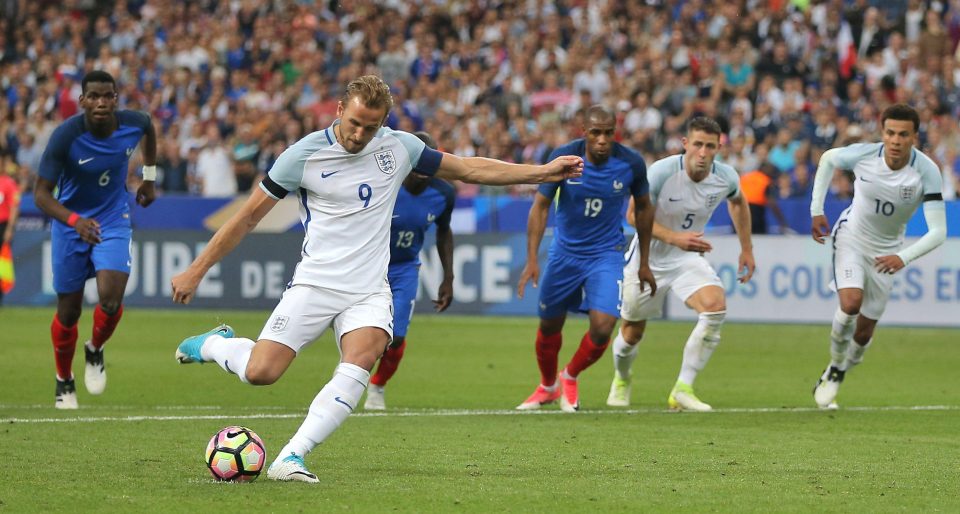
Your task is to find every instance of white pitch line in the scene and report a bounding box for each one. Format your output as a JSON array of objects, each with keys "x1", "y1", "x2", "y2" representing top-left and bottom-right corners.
[{"x1": 1, "y1": 404, "x2": 958, "y2": 424}]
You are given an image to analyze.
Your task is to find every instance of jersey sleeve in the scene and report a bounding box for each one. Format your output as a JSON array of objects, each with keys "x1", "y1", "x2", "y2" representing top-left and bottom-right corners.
[
  {"x1": 259, "y1": 134, "x2": 325, "y2": 199},
  {"x1": 117, "y1": 110, "x2": 152, "y2": 132},
  {"x1": 716, "y1": 163, "x2": 742, "y2": 199},
  {"x1": 37, "y1": 123, "x2": 76, "y2": 182},
  {"x1": 916, "y1": 152, "x2": 944, "y2": 201},
  {"x1": 645, "y1": 158, "x2": 674, "y2": 204},
  {"x1": 394, "y1": 130, "x2": 441, "y2": 176},
  {"x1": 433, "y1": 180, "x2": 456, "y2": 229},
  {"x1": 618, "y1": 145, "x2": 648, "y2": 197},
  {"x1": 831, "y1": 142, "x2": 882, "y2": 171}
]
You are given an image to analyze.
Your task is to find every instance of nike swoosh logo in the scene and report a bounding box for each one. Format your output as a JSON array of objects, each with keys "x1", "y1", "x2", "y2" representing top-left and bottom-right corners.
[
  {"x1": 860, "y1": 177, "x2": 872, "y2": 183},
  {"x1": 79, "y1": 157, "x2": 94, "y2": 165},
  {"x1": 392, "y1": 215, "x2": 400, "y2": 219},
  {"x1": 668, "y1": 197, "x2": 682, "y2": 202},
  {"x1": 334, "y1": 396, "x2": 354, "y2": 411},
  {"x1": 566, "y1": 179, "x2": 582, "y2": 185},
  {"x1": 224, "y1": 360, "x2": 233, "y2": 374},
  {"x1": 321, "y1": 170, "x2": 341, "y2": 178}
]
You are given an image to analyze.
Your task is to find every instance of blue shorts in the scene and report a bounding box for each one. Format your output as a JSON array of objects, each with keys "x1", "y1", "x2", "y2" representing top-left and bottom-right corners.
[
  {"x1": 538, "y1": 251, "x2": 624, "y2": 319},
  {"x1": 388, "y1": 262, "x2": 420, "y2": 338},
  {"x1": 51, "y1": 221, "x2": 132, "y2": 294}
]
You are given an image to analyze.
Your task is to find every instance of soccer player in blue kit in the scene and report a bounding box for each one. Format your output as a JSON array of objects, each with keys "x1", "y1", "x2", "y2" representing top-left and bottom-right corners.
[
  {"x1": 34, "y1": 70, "x2": 158, "y2": 409},
  {"x1": 364, "y1": 131, "x2": 456, "y2": 410},
  {"x1": 517, "y1": 105, "x2": 656, "y2": 412}
]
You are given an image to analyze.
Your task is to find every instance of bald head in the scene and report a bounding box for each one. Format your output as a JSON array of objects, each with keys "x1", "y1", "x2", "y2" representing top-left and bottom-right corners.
[
  {"x1": 585, "y1": 105, "x2": 615, "y2": 125},
  {"x1": 583, "y1": 105, "x2": 616, "y2": 165}
]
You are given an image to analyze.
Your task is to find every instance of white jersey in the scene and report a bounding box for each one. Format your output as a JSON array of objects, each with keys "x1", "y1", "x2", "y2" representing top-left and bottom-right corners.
[
  {"x1": 260, "y1": 122, "x2": 437, "y2": 294},
  {"x1": 831, "y1": 143, "x2": 942, "y2": 253},
  {"x1": 639, "y1": 154, "x2": 741, "y2": 267}
]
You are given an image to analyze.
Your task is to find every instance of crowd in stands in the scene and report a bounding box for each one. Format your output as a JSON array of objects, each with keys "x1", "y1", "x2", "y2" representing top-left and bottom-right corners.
[{"x1": 1, "y1": 0, "x2": 960, "y2": 219}]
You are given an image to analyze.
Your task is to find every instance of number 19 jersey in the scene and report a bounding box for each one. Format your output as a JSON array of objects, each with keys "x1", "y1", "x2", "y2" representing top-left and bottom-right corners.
[{"x1": 538, "y1": 140, "x2": 648, "y2": 257}]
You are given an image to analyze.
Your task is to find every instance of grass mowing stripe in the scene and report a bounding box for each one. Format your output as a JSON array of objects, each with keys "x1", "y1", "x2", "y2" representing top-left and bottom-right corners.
[{"x1": 5, "y1": 404, "x2": 958, "y2": 423}]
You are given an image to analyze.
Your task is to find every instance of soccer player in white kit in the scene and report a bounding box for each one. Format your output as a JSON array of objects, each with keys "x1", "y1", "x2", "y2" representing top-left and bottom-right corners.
[
  {"x1": 169, "y1": 75, "x2": 584, "y2": 482},
  {"x1": 810, "y1": 103, "x2": 946, "y2": 409},
  {"x1": 607, "y1": 117, "x2": 755, "y2": 411}
]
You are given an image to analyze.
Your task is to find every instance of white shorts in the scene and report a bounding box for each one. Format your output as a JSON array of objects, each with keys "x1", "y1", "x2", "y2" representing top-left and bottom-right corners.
[
  {"x1": 832, "y1": 235, "x2": 893, "y2": 320},
  {"x1": 620, "y1": 248, "x2": 723, "y2": 322},
  {"x1": 257, "y1": 283, "x2": 394, "y2": 354}
]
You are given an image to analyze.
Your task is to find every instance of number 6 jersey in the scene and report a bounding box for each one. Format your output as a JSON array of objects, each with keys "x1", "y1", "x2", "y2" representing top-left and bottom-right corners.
[{"x1": 38, "y1": 110, "x2": 151, "y2": 227}]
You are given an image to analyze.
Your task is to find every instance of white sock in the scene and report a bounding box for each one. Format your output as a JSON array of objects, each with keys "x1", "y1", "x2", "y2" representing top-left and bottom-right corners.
[
  {"x1": 845, "y1": 339, "x2": 872, "y2": 370},
  {"x1": 277, "y1": 363, "x2": 369, "y2": 459},
  {"x1": 201, "y1": 335, "x2": 256, "y2": 384},
  {"x1": 612, "y1": 329, "x2": 641, "y2": 381},
  {"x1": 678, "y1": 311, "x2": 726, "y2": 386},
  {"x1": 830, "y1": 309, "x2": 857, "y2": 369}
]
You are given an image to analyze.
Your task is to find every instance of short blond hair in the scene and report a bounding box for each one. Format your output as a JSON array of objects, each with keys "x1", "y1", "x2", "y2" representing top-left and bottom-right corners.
[{"x1": 340, "y1": 75, "x2": 394, "y2": 114}]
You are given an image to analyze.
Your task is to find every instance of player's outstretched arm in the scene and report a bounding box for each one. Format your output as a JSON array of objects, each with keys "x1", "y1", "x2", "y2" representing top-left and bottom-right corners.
[
  {"x1": 517, "y1": 192, "x2": 552, "y2": 299},
  {"x1": 135, "y1": 115, "x2": 158, "y2": 207},
  {"x1": 171, "y1": 188, "x2": 278, "y2": 304},
  {"x1": 434, "y1": 223, "x2": 454, "y2": 312},
  {"x1": 727, "y1": 194, "x2": 756, "y2": 283},
  {"x1": 34, "y1": 176, "x2": 102, "y2": 244},
  {"x1": 435, "y1": 153, "x2": 583, "y2": 185}
]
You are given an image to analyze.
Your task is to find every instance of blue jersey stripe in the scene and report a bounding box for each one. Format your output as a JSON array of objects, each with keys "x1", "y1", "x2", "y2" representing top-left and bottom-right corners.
[{"x1": 299, "y1": 188, "x2": 312, "y2": 256}]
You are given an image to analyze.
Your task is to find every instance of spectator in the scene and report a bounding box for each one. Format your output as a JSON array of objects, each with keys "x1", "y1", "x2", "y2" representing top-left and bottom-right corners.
[{"x1": 196, "y1": 125, "x2": 236, "y2": 198}]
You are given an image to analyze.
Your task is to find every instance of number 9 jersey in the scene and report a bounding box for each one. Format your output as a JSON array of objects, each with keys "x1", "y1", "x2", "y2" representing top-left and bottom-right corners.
[{"x1": 259, "y1": 122, "x2": 442, "y2": 294}]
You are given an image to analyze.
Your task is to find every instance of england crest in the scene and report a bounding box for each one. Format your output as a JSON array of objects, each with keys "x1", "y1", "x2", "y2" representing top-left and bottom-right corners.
[
  {"x1": 899, "y1": 186, "x2": 916, "y2": 202},
  {"x1": 705, "y1": 193, "x2": 720, "y2": 209},
  {"x1": 375, "y1": 150, "x2": 397, "y2": 175},
  {"x1": 269, "y1": 315, "x2": 289, "y2": 332}
]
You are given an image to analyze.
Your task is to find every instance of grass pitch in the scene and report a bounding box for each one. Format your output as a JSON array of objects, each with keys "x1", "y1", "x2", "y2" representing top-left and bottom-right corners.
[{"x1": 1, "y1": 307, "x2": 958, "y2": 512}]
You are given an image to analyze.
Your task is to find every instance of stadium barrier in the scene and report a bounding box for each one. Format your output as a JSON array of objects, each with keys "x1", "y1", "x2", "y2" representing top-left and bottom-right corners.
[{"x1": 6, "y1": 229, "x2": 960, "y2": 326}]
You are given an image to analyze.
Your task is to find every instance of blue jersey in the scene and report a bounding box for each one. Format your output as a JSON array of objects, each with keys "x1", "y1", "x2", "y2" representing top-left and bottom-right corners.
[
  {"x1": 389, "y1": 178, "x2": 455, "y2": 265},
  {"x1": 38, "y1": 110, "x2": 151, "y2": 226},
  {"x1": 538, "y1": 140, "x2": 648, "y2": 256}
]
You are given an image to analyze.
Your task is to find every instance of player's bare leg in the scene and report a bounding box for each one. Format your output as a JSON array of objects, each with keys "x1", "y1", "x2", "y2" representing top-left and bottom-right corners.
[
  {"x1": 814, "y1": 288, "x2": 865, "y2": 409},
  {"x1": 269, "y1": 326, "x2": 386, "y2": 483},
  {"x1": 517, "y1": 315, "x2": 566, "y2": 410},
  {"x1": 365, "y1": 336, "x2": 406, "y2": 410},
  {"x1": 560, "y1": 310, "x2": 617, "y2": 412},
  {"x1": 52, "y1": 292, "x2": 83, "y2": 409},
  {"x1": 608, "y1": 319, "x2": 646, "y2": 407},
  {"x1": 84, "y1": 270, "x2": 129, "y2": 395},
  {"x1": 669, "y1": 286, "x2": 726, "y2": 412}
]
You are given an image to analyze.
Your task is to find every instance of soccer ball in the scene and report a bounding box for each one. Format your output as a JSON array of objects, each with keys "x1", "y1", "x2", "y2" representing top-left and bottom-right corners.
[{"x1": 205, "y1": 426, "x2": 267, "y2": 482}]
